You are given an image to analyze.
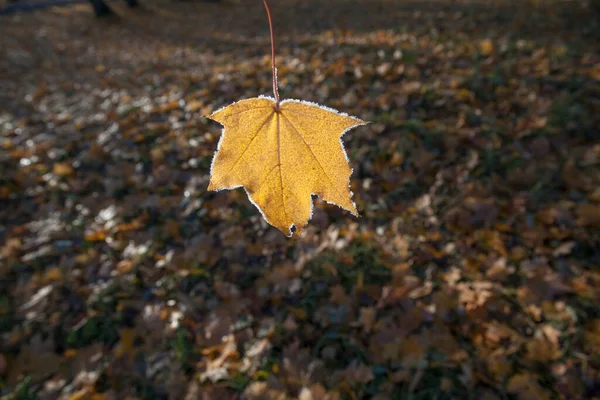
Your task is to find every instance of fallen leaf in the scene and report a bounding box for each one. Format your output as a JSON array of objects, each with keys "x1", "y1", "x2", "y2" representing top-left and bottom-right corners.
[
  {"x1": 114, "y1": 328, "x2": 137, "y2": 361},
  {"x1": 116, "y1": 259, "x2": 134, "y2": 274},
  {"x1": 186, "y1": 100, "x2": 204, "y2": 112},
  {"x1": 357, "y1": 307, "x2": 376, "y2": 333},
  {"x1": 576, "y1": 204, "x2": 600, "y2": 228},
  {"x1": 329, "y1": 284, "x2": 350, "y2": 306},
  {"x1": 53, "y1": 162, "x2": 74, "y2": 177},
  {"x1": 507, "y1": 373, "x2": 552, "y2": 400},
  {"x1": 84, "y1": 229, "x2": 107, "y2": 242},
  {"x1": 583, "y1": 320, "x2": 600, "y2": 354},
  {"x1": 479, "y1": 39, "x2": 494, "y2": 56},
  {"x1": 1, "y1": 238, "x2": 22, "y2": 258},
  {"x1": 208, "y1": 97, "x2": 365, "y2": 236},
  {"x1": 44, "y1": 267, "x2": 63, "y2": 282},
  {"x1": 525, "y1": 326, "x2": 562, "y2": 363},
  {"x1": 552, "y1": 241, "x2": 576, "y2": 257}
]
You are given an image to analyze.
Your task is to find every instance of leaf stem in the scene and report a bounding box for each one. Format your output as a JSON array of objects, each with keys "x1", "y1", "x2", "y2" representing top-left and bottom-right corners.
[{"x1": 263, "y1": 0, "x2": 280, "y2": 109}]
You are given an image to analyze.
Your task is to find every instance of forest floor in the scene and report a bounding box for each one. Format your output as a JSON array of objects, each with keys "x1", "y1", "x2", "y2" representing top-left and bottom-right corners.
[{"x1": 1, "y1": 0, "x2": 600, "y2": 399}]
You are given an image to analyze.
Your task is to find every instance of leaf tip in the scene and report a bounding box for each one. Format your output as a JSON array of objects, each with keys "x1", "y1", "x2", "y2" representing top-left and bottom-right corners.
[
  {"x1": 207, "y1": 181, "x2": 218, "y2": 191},
  {"x1": 351, "y1": 117, "x2": 370, "y2": 127}
]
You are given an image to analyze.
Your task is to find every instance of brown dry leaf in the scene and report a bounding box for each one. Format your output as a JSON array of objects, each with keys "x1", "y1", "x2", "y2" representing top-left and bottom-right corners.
[
  {"x1": 507, "y1": 373, "x2": 552, "y2": 400},
  {"x1": 186, "y1": 100, "x2": 204, "y2": 112},
  {"x1": 1, "y1": 238, "x2": 22, "y2": 258},
  {"x1": 397, "y1": 336, "x2": 427, "y2": 367},
  {"x1": 486, "y1": 354, "x2": 512, "y2": 383},
  {"x1": 329, "y1": 284, "x2": 350, "y2": 306},
  {"x1": 576, "y1": 204, "x2": 600, "y2": 228},
  {"x1": 583, "y1": 320, "x2": 600, "y2": 354},
  {"x1": 200, "y1": 335, "x2": 239, "y2": 383},
  {"x1": 116, "y1": 259, "x2": 134, "y2": 274},
  {"x1": 476, "y1": 229, "x2": 507, "y2": 256},
  {"x1": 157, "y1": 100, "x2": 180, "y2": 113},
  {"x1": 456, "y1": 281, "x2": 494, "y2": 312},
  {"x1": 208, "y1": 97, "x2": 365, "y2": 236},
  {"x1": 524, "y1": 326, "x2": 562, "y2": 363}
]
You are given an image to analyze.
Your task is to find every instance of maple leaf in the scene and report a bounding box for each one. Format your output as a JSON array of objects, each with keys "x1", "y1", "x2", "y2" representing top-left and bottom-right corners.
[
  {"x1": 207, "y1": 0, "x2": 365, "y2": 236},
  {"x1": 208, "y1": 97, "x2": 365, "y2": 236}
]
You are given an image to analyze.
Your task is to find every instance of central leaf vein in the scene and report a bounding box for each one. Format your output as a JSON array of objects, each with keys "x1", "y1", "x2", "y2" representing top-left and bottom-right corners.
[
  {"x1": 276, "y1": 112, "x2": 288, "y2": 223},
  {"x1": 281, "y1": 113, "x2": 337, "y2": 192}
]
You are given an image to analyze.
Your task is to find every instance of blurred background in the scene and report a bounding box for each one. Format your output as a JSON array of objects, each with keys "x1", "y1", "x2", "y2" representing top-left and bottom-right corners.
[{"x1": 1, "y1": 0, "x2": 599, "y2": 399}]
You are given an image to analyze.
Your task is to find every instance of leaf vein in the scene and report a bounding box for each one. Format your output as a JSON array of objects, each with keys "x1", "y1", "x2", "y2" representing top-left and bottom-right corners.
[
  {"x1": 223, "y1": 113, "x2": 274, "y2": 178},
  {"x1": 255, "y1": 163, "x2": 280, "y2": 196},
  {"x1": 276, "y1": 113, "x2": 288, "y2": 225},
  {"x1": 281, "y1": 113, "x2": 338, "y2": 194}
]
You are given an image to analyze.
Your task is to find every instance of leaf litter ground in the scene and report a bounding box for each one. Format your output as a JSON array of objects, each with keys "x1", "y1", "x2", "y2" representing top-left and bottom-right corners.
[{"x1": 0, "y1": 0, "x2": 599, "y2": 399}]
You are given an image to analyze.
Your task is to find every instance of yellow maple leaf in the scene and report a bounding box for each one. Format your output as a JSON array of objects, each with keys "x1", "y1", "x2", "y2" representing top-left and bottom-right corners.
[
  {"x1": 206, "y1": 0, "x2": 365, "y2": 236},
  {"x1": 208, "y1": 97, "x2": 365, "y2": 236}
]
